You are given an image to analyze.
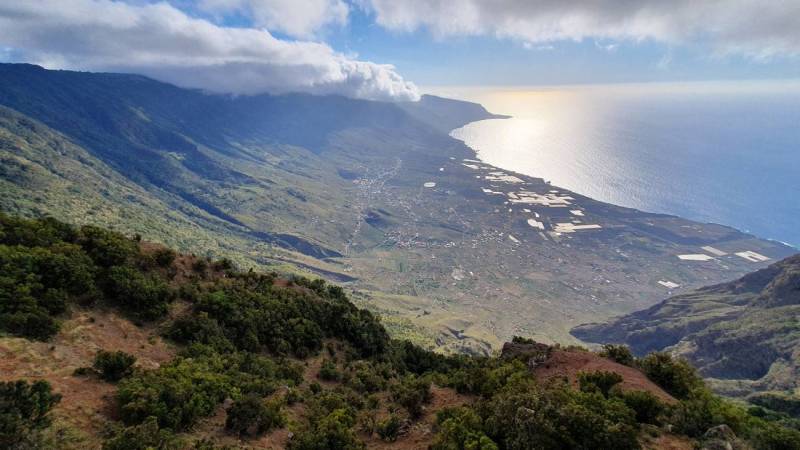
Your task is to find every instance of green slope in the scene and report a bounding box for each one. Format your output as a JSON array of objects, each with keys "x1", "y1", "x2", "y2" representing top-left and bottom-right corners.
[{"x1": 1, "y1": 63, "x2": 795, "y2": 353}]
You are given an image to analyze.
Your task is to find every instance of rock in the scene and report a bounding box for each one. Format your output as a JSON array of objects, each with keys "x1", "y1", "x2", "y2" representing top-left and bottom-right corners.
[
  {"x1": 704, "y1": 424, "x2": 736, "y2": 441},
  {"x1": 500, "y1": 341, "x2": 552, "y2": 368},
  {"x1": 702, "y1": 441, "x2": 733, "y2": 450},
  {"x1": 701, "y1": 424, "x2": 743, "y2": 450}
]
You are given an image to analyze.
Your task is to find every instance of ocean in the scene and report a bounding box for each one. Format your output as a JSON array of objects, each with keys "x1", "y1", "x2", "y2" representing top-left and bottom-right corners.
[{"x1": 433, "y1": 82, "x2": 800, "y2": 248}]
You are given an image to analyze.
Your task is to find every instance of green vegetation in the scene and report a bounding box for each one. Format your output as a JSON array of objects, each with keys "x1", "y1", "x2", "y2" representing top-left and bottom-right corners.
[
  {"x1": 94, "y1": 350, "x2": 137, "y2": 382},
  {"x1": 225, "y1": 395, "x2": 285, "y2": 437},
  {"x1": 599, "y1": 344, "x2": 636, "y2": 367},
  {"x1": 4, "y1": 215, "x2": 800, "y2": 449},
  {"x1": 0, "y1": 380, "x2": 61, "y2": 447},
  {"x1": 575, "y1": 254, "x2": 800, "y2": 400},
  {"x1": 0, "y1": 213, "x2": 175, "y2": 339},
  {"x1": 578, "y1": 370, "x2": 624, "y2": 397}
]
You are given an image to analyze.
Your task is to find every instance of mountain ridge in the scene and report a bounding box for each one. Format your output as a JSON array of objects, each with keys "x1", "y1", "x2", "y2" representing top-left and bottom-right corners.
[
  {"x1": 572, "y1": 253, "x2": 800, "y2": 399},
  {"x1": 0, "y1": 63, "x2": 795, "y2": 352}
]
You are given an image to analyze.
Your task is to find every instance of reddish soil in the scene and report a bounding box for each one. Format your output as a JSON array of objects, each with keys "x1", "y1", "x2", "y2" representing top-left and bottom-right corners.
[
  {"x1": 641, "y1": 432, "x2": 694, "y2": 450},
  {"x1": 532, "y1": 349, "x2": 677, "y2": 404},
  {"x1": 0, "y1": 309, "x2": 176, "y2": 447},
  {"x1": 362, "y1": 385, "x2": 472, "y2": 450}
]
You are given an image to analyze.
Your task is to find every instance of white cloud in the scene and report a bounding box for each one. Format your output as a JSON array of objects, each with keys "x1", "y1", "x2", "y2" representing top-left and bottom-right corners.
[
  {"x1": 198, "y1": 0, "x2": 349, "y2": 39},
  {"x1": 0, "y1": 0, "x2": 419, "y2": 101},
  {"x1": 362, "y1": 0, "x2": 800, "y2": 58}
]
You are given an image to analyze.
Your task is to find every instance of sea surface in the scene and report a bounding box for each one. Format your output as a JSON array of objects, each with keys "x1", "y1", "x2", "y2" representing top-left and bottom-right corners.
[{"x1": 432, "y1": 82, "x2": 800, "y2": 247}]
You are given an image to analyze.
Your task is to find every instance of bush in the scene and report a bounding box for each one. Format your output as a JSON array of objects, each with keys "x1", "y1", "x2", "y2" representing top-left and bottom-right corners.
[
  {"x1": 77, "y1": 225, "x2": 138, "y2": 268},
  {"x1": 615, "y1": 390, "x2": 666, "y2": 425},
  {"x1": 94, "y1": 350, "x2": 137, "y2": 382},
  {"x1": 578, "y1": 370, "x2": 624, "y2": 397},
  {"x1": 153, "y1": 248, "x2": 177, "y2": 268},
  {"x1": 376, "y1": 415, "x2": 403, "y2": 442},
  {"x1": 0, "y1": 380, "x2": 62, "y2": 447},
  {"x1": 391, "y1": 376, "x2": 432, "y2": 419},
  {"x1": 638, "y1": 352, "x2": 702, "y2": 399},
  {"x1": 288, "y1": 408, "x2": 364, "y2": 450},
  {"x1": 483, "y1": 379, "x2": 639, "y2": 450},
  {"x1": 600, "y1": 344, "x2": 636, "y2": 367},
  {"x1": 319, "y1": 359, "x2": 341, "y2": 381},
  {"x1": 102, "y1": 416, "x2": 180, "y2": 450},
  {"x1": 116, "y1": 357, "x2": 231, "y2": 430},
  {"x1": 104, "y1": 265, "x2": 173, "y2": 321},
  {"x1": 432, "y1": 407, "x2": 498, "y2": 450},
  {"x1": 225, "y1": 394, "x2": 285, "y2": 437}
]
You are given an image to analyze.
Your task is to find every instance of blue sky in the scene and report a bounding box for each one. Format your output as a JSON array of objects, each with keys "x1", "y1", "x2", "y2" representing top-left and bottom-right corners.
[
  {"x1": 323, "y1": 6, "x2": 800, "y2": 87},
  {"x1": 1, "y1": 0, "x2": 799, "y2": 100}
]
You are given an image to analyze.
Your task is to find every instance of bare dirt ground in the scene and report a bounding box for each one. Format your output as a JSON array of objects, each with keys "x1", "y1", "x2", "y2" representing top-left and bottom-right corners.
[
  {"x1": 0, "y1": 309, "x2": 175, "y2": 446},
  {"x1": 532, "y1": 349, "x2": 677, "y2": 403}
]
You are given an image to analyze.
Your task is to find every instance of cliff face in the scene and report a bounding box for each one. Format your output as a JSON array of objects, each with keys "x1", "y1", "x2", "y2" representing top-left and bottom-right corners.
[{"x1": 572, "y1": 254, "x2": 800, "y2": 397}]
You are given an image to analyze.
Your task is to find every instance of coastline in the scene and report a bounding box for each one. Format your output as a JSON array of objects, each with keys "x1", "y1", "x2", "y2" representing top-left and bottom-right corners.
[{"x1": 447, "y1": 111, "x2": 799, "y2": 252}]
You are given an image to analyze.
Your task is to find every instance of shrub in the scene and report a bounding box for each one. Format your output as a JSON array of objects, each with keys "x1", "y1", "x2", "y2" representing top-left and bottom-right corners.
[
  {"x1": 167, "y1": 313, "x2": 233, "y2": 352},
  {"x1": 615, "y1": 390, "x2": 666, "y2": 425},
  {"x1": 638, "y1": 352, "x2": 702, "y2": 399},
  {"x1": 225, "y1": 395, "x2": 285, "y2": 437},
  {"x1": 116, "y1": 357, "x2": 231, "y2": 430},
  {"x1": 104, "y1": 265, "x2": 173, "y2": 321},
  {"x1": 319, "y1": 359, "x2": 341, "y2": 381},
  {"x1": 77, "y1": 225, "x2": 138, "y2": 268},
  {"x1": 192, "y1": 259, "x2": 208, "y2": 273},
  {"x1": 483, "y1": 379, "x2": 639, "y2": 450},
  {"x1": 600, "y1": 344, "x2": 636, "y2": 367},
  {"x1": 391, "y1": 376, "x2": 432, "y2": 419},
  {"x1": 153, "y1": 248, "x2": 177, "y2": 268},
  {"x1": 288, "y1": 408, "x2": 364, "y2": 450},
  {"x1": 432, "y1": 407, "x2": 498, "y2": 450},
  {"x1": 102, "y1": 416, "x2": 180, "y2": 450},
  {"x1": 578, "y1": 370, "x2": 624, "y2": 397},
  {"x1": 376, "y1": 415, "x2": 403, "y2": 442},
  {"x1": 0, "y1": 380, "x2": 62, "y2": 447},
  {"x1": 94, "y1": 350, "x2": 137, "y2": 382}
]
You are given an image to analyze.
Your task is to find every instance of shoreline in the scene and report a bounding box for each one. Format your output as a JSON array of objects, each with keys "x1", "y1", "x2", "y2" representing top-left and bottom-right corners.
[{"x1": 448, "y1": 114, "x2": 799, "y2": 252}]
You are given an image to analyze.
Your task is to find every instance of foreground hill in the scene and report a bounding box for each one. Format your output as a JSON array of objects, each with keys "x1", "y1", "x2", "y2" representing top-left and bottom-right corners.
[
  {"x1": 0, "y1": 63, "x2": 795, "y2": 352},
  {"x1": 3, "y1": 214, "x2": 800, "y2": 449},
  {"x1": 572, "y1": 254, "x2": 800, "y2": 407}
]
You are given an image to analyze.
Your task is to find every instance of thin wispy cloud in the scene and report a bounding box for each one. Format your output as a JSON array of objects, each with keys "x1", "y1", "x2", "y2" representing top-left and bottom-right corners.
[{"x1": 0, "y1": 0, "x2": 419, "y2": 101}]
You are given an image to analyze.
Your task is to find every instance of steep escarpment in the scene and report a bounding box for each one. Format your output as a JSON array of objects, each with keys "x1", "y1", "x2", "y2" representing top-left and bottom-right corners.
[
  {"x1": 573, "y1": 254, "x2": 800, "y2": 398},
  {"x1": 1, "y1": 63, "x2": 794, "y2": 354}
]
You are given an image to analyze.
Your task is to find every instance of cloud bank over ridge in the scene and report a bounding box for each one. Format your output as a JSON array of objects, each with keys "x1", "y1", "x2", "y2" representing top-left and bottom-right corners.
[{"x1": 0, "y1": 0, "x2": 420, "y2": 101}]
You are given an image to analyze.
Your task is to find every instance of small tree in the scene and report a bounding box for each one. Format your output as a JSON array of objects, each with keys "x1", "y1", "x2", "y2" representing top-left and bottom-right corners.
[
  {"x1": 102, "y1": 416, "x2": 180, "y2": 450},
  {"x1": 600, "y1": 344, "x2": 636, "y2": 367},
  {"x1": 638, "y1": 352, "x2": 702, "y2": 399},
  {"x1": 615, "y1": 390, "x2": 665, "y2": 425},
  {"x1": 0, "y1": 380, "x2": 62, "y2": 447},
  {"x1": 225, "y1": 395, "x2": 285, "y2": 437},
  {"x1": 94, "y1": 350, "x2": 136, "y2": 382},
  {"x1": 578, "y1": 370, "x2": 624, "y2": 397},
  {"x1": 376, "y1": 415, "x2": 403, "y2": 442},
  {"x1": 318, "y1": 359, "x2": 341, "y2": 382},
  {"x1": 153, "y1": 248, "x2": 177, "y2": 268},
  {"x1": 391, "y1": 376, "x2": 432, "y2": 419}
]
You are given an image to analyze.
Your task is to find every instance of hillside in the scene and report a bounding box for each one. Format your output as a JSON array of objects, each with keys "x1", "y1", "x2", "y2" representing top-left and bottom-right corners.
[
  {"x1": 3, "y1": 214, "x2": 800, "y2": 450},
  {"x1": 572, "y1": 254, "x2": 800, "y2": 406},
  {"x1": 0, "y1": 63, "x2": 795, "y2": 353}
]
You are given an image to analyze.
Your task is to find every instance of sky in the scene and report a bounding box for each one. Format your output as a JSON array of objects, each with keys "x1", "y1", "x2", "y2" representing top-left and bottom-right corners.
[{"x1": 1, "y1": 0, "x2": 799, "y2": 101}]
